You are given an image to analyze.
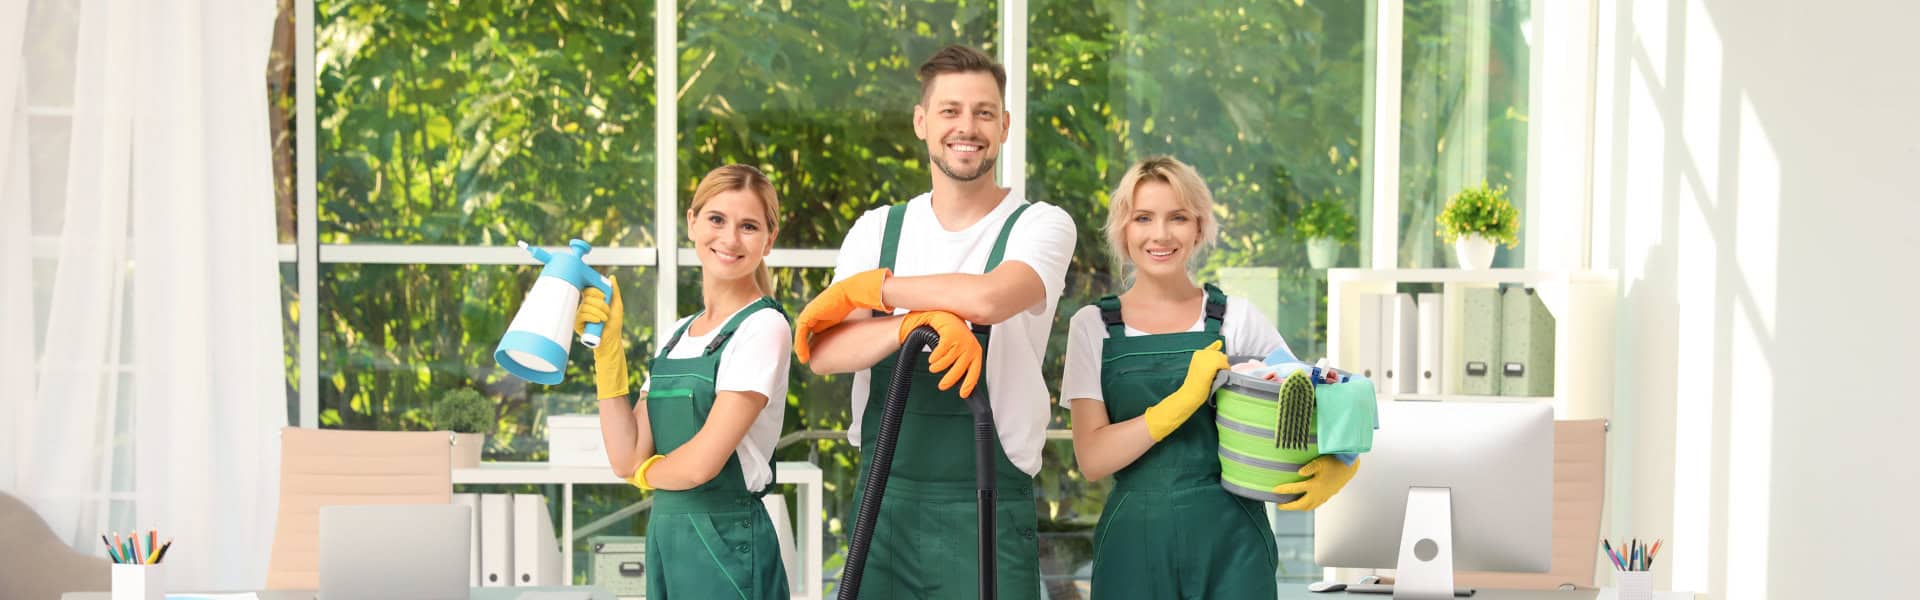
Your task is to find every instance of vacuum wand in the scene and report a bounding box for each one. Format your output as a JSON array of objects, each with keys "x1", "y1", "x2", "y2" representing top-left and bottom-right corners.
[{"x1": 837, "y1": 326, "x2": 998, "y2": 600}]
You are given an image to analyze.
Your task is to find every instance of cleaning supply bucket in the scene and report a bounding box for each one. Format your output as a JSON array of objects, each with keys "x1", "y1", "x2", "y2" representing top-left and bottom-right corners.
[{"x1": 1213, "y1": 371, "x2": 1377, "y2": 503}]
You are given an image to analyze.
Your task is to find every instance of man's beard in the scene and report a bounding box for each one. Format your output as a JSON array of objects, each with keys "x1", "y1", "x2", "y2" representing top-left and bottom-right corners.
[{"x1": 932, "y1": 152, "x2": 996, "y2": 182}]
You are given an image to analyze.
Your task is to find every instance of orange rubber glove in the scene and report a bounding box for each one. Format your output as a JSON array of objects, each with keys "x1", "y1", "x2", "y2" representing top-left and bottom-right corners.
[
  {"x1": 898, "y1": 311, "x2": 983, "y2": 398},
  {"x1": 1274, "y1": 455, "x2": 1362, "y2": 511},
  {"x1": 573, "y1": 276, "x2": 628, "y2": 401},
  {"x1": 793, "y1": 268, "x2": 893, "y2": 363}
]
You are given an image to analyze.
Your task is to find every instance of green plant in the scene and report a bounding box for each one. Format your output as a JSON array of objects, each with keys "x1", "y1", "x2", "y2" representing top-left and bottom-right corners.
[
  {"x1": 1297, "y1": 198, "x2": 1359, "y2": 246},
  {"x1": 1436, "y1": 182, "x2": 1520, "y2": 248},
  {"x1": 430, "y1": 389, "x2": 494, "y2": 435}
]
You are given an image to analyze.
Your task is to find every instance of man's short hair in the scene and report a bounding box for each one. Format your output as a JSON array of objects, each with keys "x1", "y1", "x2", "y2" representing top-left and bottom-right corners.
[{"x1": 916, "y1": 44, "x2": 1006, "y2": 103}]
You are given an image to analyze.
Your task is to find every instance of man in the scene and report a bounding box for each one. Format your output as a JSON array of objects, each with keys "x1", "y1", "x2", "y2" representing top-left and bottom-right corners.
[{"x1": 794, "y1": 44, "x2": 1076, "y2": 600}]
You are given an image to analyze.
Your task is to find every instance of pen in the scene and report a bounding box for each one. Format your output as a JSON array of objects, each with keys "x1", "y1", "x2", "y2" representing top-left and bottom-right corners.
[
  {"x1": 153, "y1": 540, "x2": 173, "y2": 564},
  {"x1": 102, "y1": 535, "x2": 122, "y2": 563}
]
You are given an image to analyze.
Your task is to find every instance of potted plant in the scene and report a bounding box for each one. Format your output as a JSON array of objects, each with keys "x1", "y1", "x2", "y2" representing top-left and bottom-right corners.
[
  {"x1": 1435, "y1": 182, "x2": 1519, "y2": 269},
  {"x1": 1297, "y1": 197, "x2": 1357, "y2": 269},
  {"x1": 432, "y1": 388, "x2": 493, "y2": 468}
]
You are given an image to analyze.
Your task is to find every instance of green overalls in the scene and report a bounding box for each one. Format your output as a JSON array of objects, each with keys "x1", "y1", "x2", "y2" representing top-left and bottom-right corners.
[
  {"x1": 849, "y1": 202, "x2": 1041, "y2": 599},
  {"x1": 643, "y1": 297, "x2": 790, "y2": 600},
  {"x1": 1088, "y1": 285, "x2": 1279, "y2": 599}
]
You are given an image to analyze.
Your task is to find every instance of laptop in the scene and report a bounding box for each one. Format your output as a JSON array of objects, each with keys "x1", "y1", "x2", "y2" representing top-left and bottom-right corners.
[{"x1": 318, "y1": 504, "x2": 471, "y2": 600}]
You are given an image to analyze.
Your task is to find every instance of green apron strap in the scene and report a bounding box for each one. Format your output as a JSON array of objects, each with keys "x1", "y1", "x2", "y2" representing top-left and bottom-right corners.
[
  {"x1": 701, "y1": 297, "x2": 786, "y2": 356},
  {"x1": 659, "y1": 310, "x2": 703, "y2": 358},
  {"x1": 1096, "y1": 295, "x2": 1126, "y2": 337},
  {"x1": 984, "y1": 202, "x2": 1031, "y2": 271},
  {"x1": 1201, "y1": 283, "x2": 1228, "y2": 335},
  {"x1": 871, "y1": 204, "x2": 907, "y2": 317}
]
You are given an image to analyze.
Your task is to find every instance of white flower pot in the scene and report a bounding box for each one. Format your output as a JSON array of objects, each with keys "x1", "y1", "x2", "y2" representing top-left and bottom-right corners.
[
  {"x1": 1306, "y1": 238, "x2": 1341, "y2": 269},
  {"x1": 1453, "y1": 235, "x2": 1497, "y2": 270},
  {"x1": 452, "y1": 432, "x2": 485, "y2": 468}
]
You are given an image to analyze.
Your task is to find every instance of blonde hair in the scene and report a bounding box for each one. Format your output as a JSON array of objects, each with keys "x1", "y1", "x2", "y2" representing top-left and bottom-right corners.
[
  {"x1": 1103, "y1": 156, "x2": 1218, "y2": 273},
  {"x1": 687, "y1": 164, "x2": 780, "y2": 295}
]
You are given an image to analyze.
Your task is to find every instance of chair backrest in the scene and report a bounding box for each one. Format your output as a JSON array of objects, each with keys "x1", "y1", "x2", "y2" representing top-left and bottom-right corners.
[
  {"x1": 762, "y1": 494, "x2": 800, "y2": 592},
  {"x1": 1455, "y1": 419, "x2": 1608, "y2": 590},
  {"x1": 0, "y1": 492, "x2": 110, "y2": 598},
  {"x1": 267, "y1": 427, "x2": 453, "y2": 589}
]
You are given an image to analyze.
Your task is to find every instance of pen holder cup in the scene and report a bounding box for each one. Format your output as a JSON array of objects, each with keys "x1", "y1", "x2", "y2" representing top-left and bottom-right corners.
[
  {"x1": 1613, "y1": 570, "x2": 1653, "y2": 600},
  {"x1": 112, "y1": 563, "x2": 164, "y2": 600}
]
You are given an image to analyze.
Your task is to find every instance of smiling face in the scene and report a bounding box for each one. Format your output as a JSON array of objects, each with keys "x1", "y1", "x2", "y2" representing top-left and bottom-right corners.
[
  {"x1": 685, "y1": 188, "x2": 774, "y2": 282},
  {"x1": 1121, "y1": 180, "x2": 1205, "y2": 279},
  {"x1": 913, "y1": 71, "x2": 1009, "y2": 184}
]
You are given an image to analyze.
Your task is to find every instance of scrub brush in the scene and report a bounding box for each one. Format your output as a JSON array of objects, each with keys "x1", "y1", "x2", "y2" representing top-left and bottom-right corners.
[{"x1": 1276, "y1": 370, "x2": 1316, "y2": 450}]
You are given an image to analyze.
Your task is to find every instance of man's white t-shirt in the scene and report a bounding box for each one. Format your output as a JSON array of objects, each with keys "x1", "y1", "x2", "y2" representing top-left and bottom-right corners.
[
  {"x1": 831, "y1": 191, "x2": 1077, "y2": 476},
  {"x1": 1059, "y1": 295, "x2": 1293, "y2": 407},
  {"x1": 640, "y1": 304, "x2": 791, "y2": 492}
]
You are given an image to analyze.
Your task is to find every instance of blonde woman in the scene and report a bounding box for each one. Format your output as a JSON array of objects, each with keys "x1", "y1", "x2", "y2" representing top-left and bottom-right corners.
[
  {"x1": 1061, "y1": 157, "x2": 1359, "y2": 598},
  {"x1": 578, "y1": 164, "x2": 791, "y2": 599}
]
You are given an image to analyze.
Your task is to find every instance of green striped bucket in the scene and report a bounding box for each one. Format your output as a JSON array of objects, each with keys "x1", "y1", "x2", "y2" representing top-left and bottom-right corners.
[{"x1": 1213, "y1": 372, "x2": 1318, "y2": 503}]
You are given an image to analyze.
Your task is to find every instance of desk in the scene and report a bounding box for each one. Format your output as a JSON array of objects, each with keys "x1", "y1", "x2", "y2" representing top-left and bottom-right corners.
[
  {"x1": 1277, "y1": 587, "x2": 1696, "y2": 600},
  {"x1": 64, "y1": 586, "x2": 615, "y2": 600},
  {"x1": 453, "y1": 461, "x2": 824, "y2": 600}
]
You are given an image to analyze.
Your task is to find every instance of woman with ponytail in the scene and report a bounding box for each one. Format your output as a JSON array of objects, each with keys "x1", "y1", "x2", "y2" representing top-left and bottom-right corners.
[{"x1": 576, "y1": 164, "x2": 792, "y2": 599}]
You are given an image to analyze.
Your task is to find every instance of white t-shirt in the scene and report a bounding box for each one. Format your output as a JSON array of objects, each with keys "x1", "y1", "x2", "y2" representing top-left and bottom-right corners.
[
  {"x1": 1059, "y1": 295, "x2": 1292, "y2": 407},
  {"x1": 640, "y1": 304, "x2": 791, "y2": 492},
  {"x1": 831, "y1": 191, "x2": 1077, "y2": 476}
]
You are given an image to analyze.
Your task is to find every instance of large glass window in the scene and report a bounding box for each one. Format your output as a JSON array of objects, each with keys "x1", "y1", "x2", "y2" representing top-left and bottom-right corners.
[
  {"x1": 1398, "y1": 0, "x2": 1530, "y2": 268},
  {"x1": 300, "y1": 0, "x2": 1540, "y2": 590},
  {"x1": 316, "y1": 0, "x2": 657, "y2": 246},
  {"x1": 1029, "y1": 0, "x2": 1374, "y2": 587}
]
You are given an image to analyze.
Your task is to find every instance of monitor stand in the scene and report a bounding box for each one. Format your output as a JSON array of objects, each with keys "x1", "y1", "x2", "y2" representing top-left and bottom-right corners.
[{"x1": 1340, "y1": 486, "x2": 1477, "y2": 598}]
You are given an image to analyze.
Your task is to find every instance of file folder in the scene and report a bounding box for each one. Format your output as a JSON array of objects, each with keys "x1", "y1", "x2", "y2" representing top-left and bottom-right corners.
[
  {"x1": 1461, "y1": 287, "x2": 1503, "y2": 395},
  {"x1": 480, "y1": 493, "x2": 514, "y2": 587},
  {"x1": 1416, "y1": 293, "x2": 1444, "y2": 395},
  {"x1": 453, "y1": 493, "x2": 481, "y2": 586},
  {"x1": 512, "y1": 493, "x2": 563, "y2": 586},
  {"x1": 1499, "y1": 286, "x2": 1557, "y2": 396},
  {"x1": 1385, "y1": 293, "x2": 1418, "y2": 394}
]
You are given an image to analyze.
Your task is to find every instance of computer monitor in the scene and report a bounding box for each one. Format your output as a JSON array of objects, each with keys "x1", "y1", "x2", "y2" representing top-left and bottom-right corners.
[{"x1": 1315, "y1": 401, "x2": 1553, "y2": 599}]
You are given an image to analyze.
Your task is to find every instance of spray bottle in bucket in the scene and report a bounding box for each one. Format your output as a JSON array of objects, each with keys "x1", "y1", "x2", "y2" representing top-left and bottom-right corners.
[{"x1": 494, "y1": 239, "x2": 615, "y2": 385}]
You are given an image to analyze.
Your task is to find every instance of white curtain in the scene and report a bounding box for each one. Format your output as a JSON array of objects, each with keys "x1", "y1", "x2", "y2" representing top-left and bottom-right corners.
[{"x1": 1, "y1": 0, "x2": 285, "y2": 590}]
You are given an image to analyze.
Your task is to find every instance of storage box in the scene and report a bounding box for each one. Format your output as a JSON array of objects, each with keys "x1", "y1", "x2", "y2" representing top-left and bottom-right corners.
[
  {"x1": 590, "y1": 535, "x2": 646, "y2": 598},
  {"x1": 1460, "y1": 287, "x2": 1503, "y2": 395},
  {"x1": 1498, "y1": 286, "x2": 1556, "y2": 397},
  {"x1": 547, "y1": 415, "x2": 605, "y2": 466}
]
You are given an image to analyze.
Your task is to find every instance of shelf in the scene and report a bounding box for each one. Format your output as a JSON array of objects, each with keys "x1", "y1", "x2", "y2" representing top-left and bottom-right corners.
[
  {"x1": 1382, "y1": 393, "x2": 1555, "y2": 403},
  {"x1": 1326, "y1": 268, "x2": 1616, "y2": 285}
]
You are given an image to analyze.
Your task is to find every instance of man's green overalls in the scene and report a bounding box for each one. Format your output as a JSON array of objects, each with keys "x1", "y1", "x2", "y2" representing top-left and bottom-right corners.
[
  {"x1": 1088, "y1": 285, "x2": 1279, "y2": 599},
  {"x1": 643, "y1": 298, "x2": 791, "y2": 600},
  {"x1": 850, "y1": 202, "x2": 1041, "y2": 599}
]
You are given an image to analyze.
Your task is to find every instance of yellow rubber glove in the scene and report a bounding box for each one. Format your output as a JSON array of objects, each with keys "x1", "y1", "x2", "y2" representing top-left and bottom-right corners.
[
  {"x1": 1140, "y1": 340, "x2": 1229, "y2": 441},
  {"x1": 572, "y1": 277, "x2": 629, "y2": 401},
  {"x1": 793, "y1": 268, "x2": 893, "y2": 363},
  {"x1": 626, "y1": 454, "x2": 665, "y2": 490},
  {"x1": 1274, "y1": 455, "x2": 1362, "y2": 511},
  {"x1": 899, "y1": 311, "x2": 983, "y2": 398}
]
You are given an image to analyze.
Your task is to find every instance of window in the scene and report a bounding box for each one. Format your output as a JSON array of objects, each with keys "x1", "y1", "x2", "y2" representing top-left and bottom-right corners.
[{"x1": 298, "y1": 0, "x2": 1542, "y2": 590}]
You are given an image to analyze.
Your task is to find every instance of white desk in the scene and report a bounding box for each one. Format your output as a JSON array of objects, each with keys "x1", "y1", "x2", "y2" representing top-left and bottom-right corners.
[
  {"x1": 1276, "y1": 587, "x2": 1696, "y2": 599},
  {"x1": 452, "y1": 461, "x2": 824, "y2": 600}
]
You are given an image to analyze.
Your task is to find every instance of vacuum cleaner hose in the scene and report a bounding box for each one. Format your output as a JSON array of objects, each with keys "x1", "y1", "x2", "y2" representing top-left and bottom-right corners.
[
  {"x1": 836, "y1": 326, "x2": 999, "y2": 600},
  {"x1": 836, "y1": 326, "x2": 937, "y2": 600}
]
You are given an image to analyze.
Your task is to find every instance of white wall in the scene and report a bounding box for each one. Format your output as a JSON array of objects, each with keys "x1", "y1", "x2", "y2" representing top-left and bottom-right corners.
[{"x1": 1593, "y1": 1, "x2": 1920, "y2": 598}]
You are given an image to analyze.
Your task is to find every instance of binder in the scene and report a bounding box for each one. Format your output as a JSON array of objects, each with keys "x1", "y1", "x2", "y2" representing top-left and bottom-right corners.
[
  {"x1": 1461, "y1": 287, "x2": 1503, "y2": 395},
  {"x1": 1385, "y1": 294, "x2": 1419, "y2": 394},
  {"x1": 1499, "y1": 287, "x2": 1557, "y2": 396},
  {"x1": 512, "y1": 493, "x2": 564, "y2": 586},
  {"x1": 1352, "y1": 293, "x2": 1384, "y2": 381},
  {"x1": 1416, "y1": 293, "x2": 1444, "y2": 395},
  {"x1": 453, "y1": 493, "x2": 481, "y2": 586},
  {"x1": 480, "y1": 493, "x2": 514, "y2": 587}
]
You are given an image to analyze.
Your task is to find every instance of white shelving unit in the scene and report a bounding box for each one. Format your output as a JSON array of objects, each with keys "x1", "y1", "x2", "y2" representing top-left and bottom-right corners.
[
  {"x1": 1326, "y1": 268, "x2": 1618, "y2": 420},
  {"x1": 453, "y1": 461, "x2": 825, "y2": 600}
]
